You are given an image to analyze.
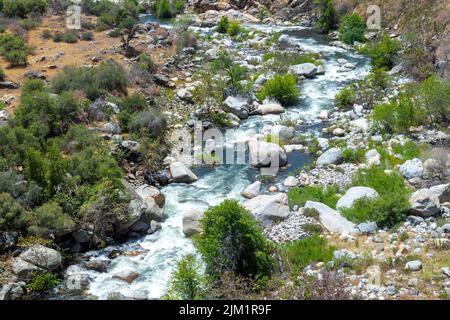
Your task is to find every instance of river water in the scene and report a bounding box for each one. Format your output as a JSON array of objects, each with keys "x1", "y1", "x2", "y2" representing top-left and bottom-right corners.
[{"x1": 61, "y1": 16, "x2": 370, "y2": 300}]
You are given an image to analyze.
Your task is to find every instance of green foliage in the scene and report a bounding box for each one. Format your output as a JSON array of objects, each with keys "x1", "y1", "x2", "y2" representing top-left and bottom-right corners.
[
  {"x1": 335, "y1": 86, "x2": 355, "y2": 109},
  {"x1": 177, "y1": 30, "x2": 197, "y2": 52},
  {"x1": 2, "y1": 0, "x2": 48, "y2": 18},
  {"x1": 136, "y1": 53, "x2": 158, "y2": 74},
  {"x1": 257, "y1": 74, "x2": 300, "y2": 106},
  {"x1": 0, "y1": 67, "x2": 4, "y2": 81},
  {"x1": 129, "y1": 111, "x2": 167, "y2": 137},
  {"x1": 216, "y1": 16, "x2": 229, "y2": 34},
  {"x1": 211, "y1": 51, "x2": 249, "y2": 96},
  {"x1": 81, "y1": 32, "x2": 94, "y2": 41},
  {"x1": 361, "y1": 34, "x2": 401, "y2": 69},
  {"x1": 287, "y1": 185, "x2": 340, "y2": 209},
  {"x1": 19, "y1": 18, "x2": 40, "y2": 30},
  {"x1": 0, "y1": 192, "x2": 29, "y2": 231},
  {"x1": 227, "y1": 20, "x2": 241, "y2": 37},
  {"x1": 155, "y1": 0, "x2": 173, "y2": 18},
  {"x1": 0, "y1": 33, "x2": 29, "y2": 67},
  {"x1": 279, "y1": 234, "x2": 334, "y2": 271},
  {"x1": 339, "y1": 14, "x2": 366, "y2": 45},
  {"x1": 341, "y1": 148, "x2": 366, "y2": 164},
  {"x1": 341, "y1": 193, "x2": 410, "y2": 228},
  {"x1": 417, "y1": 75, "x2": 450, "y2": 124},
  {"x1": 343, "y1": 166, "x2": 411, "y2": 228},
  {"x1": 28, "y1": 202, "x2": 75, "y2": 237},
  {"x1": 314, "y1": 0, "x2": 337, "y2": 33},
  {"x1": 62, "y1": 30, "x2": 78, "y2": 43},
  {"x1": 351, "y1": 166, "x2": 410, "y2": 197},
  {"x1": 263, "y1": 51, "x2": 321, "y2": 74},
  {"x1": 27, "y1": 272, "x2": 60, "y2": 293},
  {"x1": 196, "y1": 200, "x2": 275, "y2": 279},
  {"x1": 164, "y1": 255, "x2": 206, "y2": 300},
  {"x1": 52, "y1": 59, "x2": 128, "y2": 100},
  {"x1": 371, "y1": 93, "x2": 420, "y2": 134}
]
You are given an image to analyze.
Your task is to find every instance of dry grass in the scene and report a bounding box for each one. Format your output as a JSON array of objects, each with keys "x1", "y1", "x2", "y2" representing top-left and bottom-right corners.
[{"x1": 0, "y1": 14, "x2": 176, "y2": 111}]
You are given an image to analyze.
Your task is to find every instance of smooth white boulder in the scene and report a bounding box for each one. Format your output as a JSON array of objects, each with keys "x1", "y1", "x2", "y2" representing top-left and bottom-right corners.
[
  {"x1": 243, "y1": 193, "x2": 290, "y2": 228},
  {"x1": 304, "y1": 201, "x2": 356, "y2": 235},
  {"x1": 336, "y1": 187, "x2": 379, "y2": 210}
]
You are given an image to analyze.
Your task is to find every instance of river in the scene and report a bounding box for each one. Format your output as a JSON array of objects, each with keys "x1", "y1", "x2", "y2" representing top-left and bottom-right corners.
[{"x1": 60, "y1": 16, "x2": 370, "y2": 300}]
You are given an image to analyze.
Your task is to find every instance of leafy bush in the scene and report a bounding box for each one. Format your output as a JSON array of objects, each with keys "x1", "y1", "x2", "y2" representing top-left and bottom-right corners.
[
  {"x1": 2, "y1": 0, "x2": 48, "y2": 18},
  {"x1": 341, "y1": 148, "x2": 366, "y2": 164},
  {"x1": 341, "y1": 193, "x2": 410, "y2": 228},
  {"x1": 417, "y1": 75, "x2": 450, "y2": 124},
  {"x1": 279, "y1": 234, "x2": 334, "y2": 271},
  {"x1": 62, "y1": 30, "x2": 78, "y2": 43},
  {"x1": 257, "y1": 74, "x2": 300, "y2": 106},
  {"x1": 196, "y1": 200, "x2": 275, "y2": 279},
  {"x1": 227, "y1": 20, "x2": 241, "y2": 37},
  {"x1": 0, "y1": 192, "x2": 28, "y2": 231},
  {"x1": 351, "y1": 166, "x2": 410, "y2": 197},
  {"x1": 371, "y1": 93, "x2": 419, "y2": 133},
  {"x1": 81, "y1": 32, "x2": 94, "y2": 41},
  {"x1": 314, "y1": 0, "x2": 337, "y2": 33},
  {"x1": 155, "y1": 0, "x2": 173, "y2": 18},
  {"x1": 137, "y1": 53, "x2": 158, "y2": 74},
  {"x1": 52, "y1": 59, "x2": 128, "y2": 100},
  {"x1": 129, "y1": 111, "x2": 167, "y2": 137},
  {"x1": 288, "y1": 185, "x2": 340, "y2": 209},
  {"x1": 339, "y1": 13, "x2": 366, "y2": 45},
  {"x1": 27, "y1": 272, "x2": 60, "y2": 293},
  {"x1": 52, "y1": 32, "x2": 63, "y2": 42},
  {"x1": 164, "y1": 255, "x2": 206, "y2": 300},
  {"x1": 0, "y1": 33, "x2": 29, "y2": 67},
  {"x1": 19, "y1": 18, "x2": 40, "y2": 30},
  {"x1": 118, "y1": 92, "x2": 149, "y2": 130},
  {"x1": 335, "y1": 86, "x2": 355, "y2": 109},
  {"x1": 216, "y1": 16, "x2": 229, "y2": 33},
  {"x1": 361, "y1": 34, "x2": 401, "y2": 69},
  {"x1": 28, "y1": 202, "x2": 75, "y2": 237}
]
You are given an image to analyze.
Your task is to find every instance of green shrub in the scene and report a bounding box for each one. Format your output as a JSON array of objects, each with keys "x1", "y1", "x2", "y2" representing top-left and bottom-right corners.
[
  {"x1": 0, "y1": 68, "x2": 5, "y2": 81},
  {"x1": 155, "y1": 0, "x2": 173, "y2": 18},
  {"x1": 137, "y1": 53, "x2": 158, "y2": 74},
  {"x1": 287, "y1": 185, "x2": 340, "y2": 209},
  {"x1": 371, "y1": 93, "x2": 419, "y2": 133},
  {"x1": 196, "y1": 199, "x2": 275, "y2": 279},
  {"x1": 361, "y1": 34, "x2": 401, "y2": 69},
  {"x1": 0, "y1": 192, "x2": 29, "y2": 231},
  {"x1": 129, "y1": 111, "x2": 167, "y2": 137},
  {"x1": 341, "y1": 193, "x2": 410, "y2": 228},
  {"x1": 0, "y1": 33, "x2": 29, "y2": 67},
  {"x1": 351, "y1": 166, "x2": 410, "y2": 197},
  {"x1": 335, "y1": 86, "x2": 355, "y2": 109},
  {"x1": 341, "y1": 148, "x2": 366, "y2": 164},
  {"x1": 417, "y1": 75, "x2": 450, "y2": 124},
  {"x1": 41, "y1": 29, "x2": 52, "y2": 39},
  {"x1": 19, "y1": 18, "x2": 40, "y2": 30},
  {"x1": 164, "y1": 255, "x2": 206, "y2": 300},
  {"x1": 257, "y1": 74, "x2": 300, "y2": 106},
  {"x1": 62, "y1": 30, "x2": 78, "y2": 43},
  {"x1": 339, "y1": 13, "x2": 366, "y2": 45},
  {"x1": 227, "y1": 20, "x2": 241, "y2": 37},
  {"x1": 216, "y1": 16, "x2": 229, "y2": 33},
  {"x1": 52, "y1": 59, "x2": 128, "y2": 100},
  {"x1": 2, "y1": 0, "x2": 48, "y2": 18},
  {"x1": 27, "y1": 272, "x2": 60, "y2": 293},
  {"x1": 314, "y1": 0, "x2": 337, "y2": 33},
  {"x1": 81, "y1": 32, "x2": 94, "y2": 41},
  {"x1": 279, "y1": 234, "x2": 334, "y2": 271},
  {"x1": 121, "y1": 92, "x2": 148, "y2": 113},
  {"x1": 28, "y1": 202, "x2": 75, "y2": 237}
]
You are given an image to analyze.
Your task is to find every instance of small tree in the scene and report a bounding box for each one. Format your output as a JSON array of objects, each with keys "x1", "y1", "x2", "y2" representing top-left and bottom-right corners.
[
  {"x1": 314, "y1": 0, "x2": 338, "y2": 33},
  {"x1": 119, "y1": 16, "x2": 138, "y2": 56},
  {"x1": 339, "y1": 13, "x2": 366, "y2": 45},
  {"x1": 164, "y1": 255, "x2": 207, "y2": 300},
  {"x1": 196, "y1": 200, "x2": 275, "y2": 279}
]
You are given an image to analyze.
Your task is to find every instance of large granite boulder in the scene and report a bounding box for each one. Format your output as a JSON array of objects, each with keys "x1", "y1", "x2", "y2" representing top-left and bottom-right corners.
[
  {"x1": 169, "y1": 161, "x2": 198, "y2": 184},
  {"x1": 243, "y1": 193, "x2": 290, "y2": 228},
  {"x1": 248, "y1": 139, "x2": 288, "y2": 168},
  {"x1": 304, "y1": 201, "x2": 356, "y2": 235},
  {"x1": 336, "y1": 187, "x2": 379, "y2": 210}
]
